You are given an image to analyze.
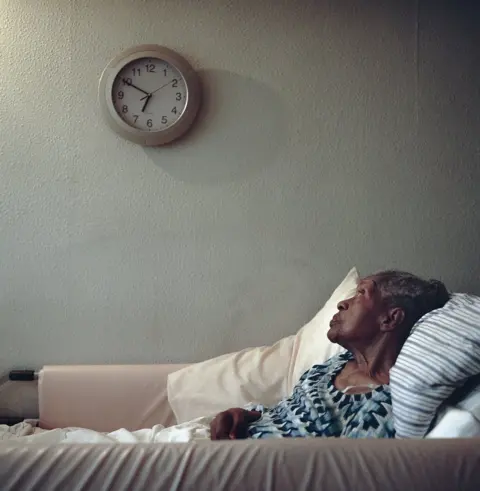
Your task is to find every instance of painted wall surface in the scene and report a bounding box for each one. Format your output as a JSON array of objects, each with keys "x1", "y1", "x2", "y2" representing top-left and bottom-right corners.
[{"x1": 1, "y1": 0, "x2": 479, "y2": 379}]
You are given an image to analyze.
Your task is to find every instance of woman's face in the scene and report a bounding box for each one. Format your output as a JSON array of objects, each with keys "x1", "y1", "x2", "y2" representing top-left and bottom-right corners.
[{"x1": 327, "y1": 277, "x2": 387, "y2": 347}]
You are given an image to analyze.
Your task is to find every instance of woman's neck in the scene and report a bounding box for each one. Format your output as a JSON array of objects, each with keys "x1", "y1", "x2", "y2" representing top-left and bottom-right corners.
[{"x1": 348, "y1": 337, "x2": 400, "y2": 385}]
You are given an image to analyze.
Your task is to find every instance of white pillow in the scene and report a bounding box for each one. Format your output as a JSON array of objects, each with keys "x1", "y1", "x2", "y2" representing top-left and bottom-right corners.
[
  {"x1": 286, "y1": 267, "x2": 358, "y2": 389},
  {"x1": 427, "y1": 376, "x2": 480, "y2": 438},
  {"x1": 167, "y1": 268, "x2": 359, "y2": 423}
]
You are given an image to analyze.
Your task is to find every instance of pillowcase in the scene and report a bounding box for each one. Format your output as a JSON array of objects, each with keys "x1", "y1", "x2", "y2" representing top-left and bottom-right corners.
[
  {"x1": 390, "y1": 293, "x2": 480, "y2": 439},
  {"x1": 167, "y1": 268, "x2": 359, "y2": 423}
]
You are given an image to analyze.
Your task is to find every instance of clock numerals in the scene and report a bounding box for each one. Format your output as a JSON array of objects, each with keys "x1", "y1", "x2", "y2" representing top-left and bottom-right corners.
[
  {"x1": 129, "y1": 115, "x2": 155, "y2": 129},
  {"x1": 113, "y1": 59, "x2": 189, "y2": 132}
]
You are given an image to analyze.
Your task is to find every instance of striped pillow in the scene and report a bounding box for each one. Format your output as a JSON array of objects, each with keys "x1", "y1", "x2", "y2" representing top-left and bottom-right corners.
[{"x1": 390, "y1": 293, "x2": 480, "y2": 439}]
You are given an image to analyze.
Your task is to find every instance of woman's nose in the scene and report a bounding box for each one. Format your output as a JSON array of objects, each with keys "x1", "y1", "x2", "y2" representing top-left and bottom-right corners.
[{"x1": 337, "y1": 299, "x2": 348, "y2": 311}]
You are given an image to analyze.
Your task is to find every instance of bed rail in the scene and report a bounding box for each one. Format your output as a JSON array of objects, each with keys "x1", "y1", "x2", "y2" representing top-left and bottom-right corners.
[
  {"x1": 0, "y1": 369, "x2": 40, "y2": 426},
  {"x1": 8, "y1": 370, "x2": 40, "y2": 381}
]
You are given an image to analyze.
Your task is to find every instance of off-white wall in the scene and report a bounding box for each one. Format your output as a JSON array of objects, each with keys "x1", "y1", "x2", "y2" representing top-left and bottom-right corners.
[{"x1": 1, "y1": 0, "x2": 479, "y2": 375}]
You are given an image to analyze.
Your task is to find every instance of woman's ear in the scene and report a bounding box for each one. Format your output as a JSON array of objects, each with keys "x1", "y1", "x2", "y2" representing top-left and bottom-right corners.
[{"x1": 380, "y1": 307, "x2": 405, "y2": 332}]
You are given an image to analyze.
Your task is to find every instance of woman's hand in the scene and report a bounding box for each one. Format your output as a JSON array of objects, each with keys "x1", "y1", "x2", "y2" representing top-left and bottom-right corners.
[{"x1": 210, "y1": 408, "x2": 261, "y2": 440}]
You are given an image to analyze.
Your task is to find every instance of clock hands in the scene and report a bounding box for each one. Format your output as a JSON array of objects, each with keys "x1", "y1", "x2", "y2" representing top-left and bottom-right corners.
[
  {"x1": 126, "y1": 77, "x2": 177, "y2": 114},
  {"x1": 150, "y1": 78, "x2": 178, "y2": 95},
  {"x1": 123, "y1": 78, "x2": 153, "y2": 113},
  {"x1": 122, "y1": 79, "x2": 150, "y2": 96},
  {"x1": 141, "y1": 94, "x2": 152, "y2": 113}
]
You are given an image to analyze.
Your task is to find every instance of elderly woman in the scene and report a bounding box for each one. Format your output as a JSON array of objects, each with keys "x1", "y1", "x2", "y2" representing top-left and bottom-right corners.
[{"x1": 210, "y1": 271, "x2": 450, "y2": 440}]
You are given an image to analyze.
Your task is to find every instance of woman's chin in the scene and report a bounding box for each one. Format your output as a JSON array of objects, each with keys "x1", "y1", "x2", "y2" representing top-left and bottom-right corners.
[{"x1": 327, "y1": 327, "x2": 337, "y2": 343}]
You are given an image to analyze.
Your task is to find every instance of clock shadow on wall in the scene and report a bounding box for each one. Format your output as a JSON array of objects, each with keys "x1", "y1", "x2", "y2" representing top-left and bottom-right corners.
[{"x1": 143, "y1": 69, "x2": 288, "y2": 185}]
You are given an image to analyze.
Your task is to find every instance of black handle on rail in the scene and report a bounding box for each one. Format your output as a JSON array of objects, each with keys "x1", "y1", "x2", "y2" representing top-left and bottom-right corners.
[{"x1": 9, "y1": 370, "x2": 36, "y2": 381}]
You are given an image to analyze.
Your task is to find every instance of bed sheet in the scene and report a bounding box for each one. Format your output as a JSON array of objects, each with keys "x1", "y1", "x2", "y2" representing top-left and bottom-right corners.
[{"x1": 0, "y1": 416, "x2": 212, "y2": 445}]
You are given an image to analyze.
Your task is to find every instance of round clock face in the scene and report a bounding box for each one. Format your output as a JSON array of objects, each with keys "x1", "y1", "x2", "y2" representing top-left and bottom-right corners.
[
  {"x1": 99, "y1": 45, "x2": 201, "y2": 146},
  {"x1": 111, "y1": 58, "x2": 188, "y2": 132}
]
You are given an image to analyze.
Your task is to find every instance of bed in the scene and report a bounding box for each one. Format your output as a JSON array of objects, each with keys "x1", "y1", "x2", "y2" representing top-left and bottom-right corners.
[
  {"x1": 1, "y1": 364, "x2": 479, "y2": 491},
  {"x1": 2, "y1": 269, "x2": 480, "y2": 490}
]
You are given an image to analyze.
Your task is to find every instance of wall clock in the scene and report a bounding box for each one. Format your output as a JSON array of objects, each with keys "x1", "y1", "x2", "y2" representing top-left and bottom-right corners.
[{"x1": 98, "y1": 45, "x2": 201, "y2": 146}]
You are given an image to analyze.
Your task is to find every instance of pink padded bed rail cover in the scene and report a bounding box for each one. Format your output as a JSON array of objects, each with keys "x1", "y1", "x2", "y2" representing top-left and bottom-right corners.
[{"x1": 38, "y1": 364, "x2": 188, "y2": 431}]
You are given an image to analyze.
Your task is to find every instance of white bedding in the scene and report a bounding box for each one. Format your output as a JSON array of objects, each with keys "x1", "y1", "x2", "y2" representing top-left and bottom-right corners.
[
  {"x1": 2, "y1": 406, "x2": 479, "y2": 444},
  {"x1": 0, "y1": 416, "x2": 213, "y2": 445},
  {"x1": 426, "y1": 408, "x2": 480, "y2": 438}
]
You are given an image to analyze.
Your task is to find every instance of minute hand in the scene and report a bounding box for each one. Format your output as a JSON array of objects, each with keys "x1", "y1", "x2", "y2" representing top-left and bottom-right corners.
[
  {"x1": 150, "y1": 79, "x2": 177, "y2": 95},
  {"x1": 123, "y1": 79, "x2": 150, "y2": 96}
]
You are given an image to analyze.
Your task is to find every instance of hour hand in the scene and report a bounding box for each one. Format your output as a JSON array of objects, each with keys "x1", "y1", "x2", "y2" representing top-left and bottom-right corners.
[
  {"x1": 123, "y1": 79, "x2": 150, "y2": 96},
  {"x1": 141, "y1": 94, "x2": 152, "y2": 113}
]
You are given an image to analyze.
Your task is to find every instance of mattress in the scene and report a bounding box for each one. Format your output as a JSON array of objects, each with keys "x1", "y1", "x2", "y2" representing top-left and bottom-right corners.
[{"x1": 1, "y1": 438, "x2": 480, "y2": 491}]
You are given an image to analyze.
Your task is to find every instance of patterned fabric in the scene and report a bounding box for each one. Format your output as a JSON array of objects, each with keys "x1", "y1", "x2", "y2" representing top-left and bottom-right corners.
[
  {"x1": 246, "y1": 352, "x2": 395, "y2": 439},
  {"x1": 390, "y1": 293, "x2": 480, "y2": 439}
]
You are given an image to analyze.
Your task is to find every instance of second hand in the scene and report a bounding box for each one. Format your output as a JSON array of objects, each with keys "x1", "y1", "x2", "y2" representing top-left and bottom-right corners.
[{"x1": 150, "y1": 78, "x2": 177, "y2": 95}]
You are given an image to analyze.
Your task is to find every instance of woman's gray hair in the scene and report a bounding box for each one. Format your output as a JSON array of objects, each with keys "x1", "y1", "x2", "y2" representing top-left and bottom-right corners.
[{"x1": 372, "y1": 270, "x2": 450, "y2": 331}]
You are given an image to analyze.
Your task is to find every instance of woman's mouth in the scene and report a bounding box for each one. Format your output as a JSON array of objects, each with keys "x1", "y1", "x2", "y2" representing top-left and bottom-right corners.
[{"x1": 329, "y1": 315, "x2": 341, "y2": 327}]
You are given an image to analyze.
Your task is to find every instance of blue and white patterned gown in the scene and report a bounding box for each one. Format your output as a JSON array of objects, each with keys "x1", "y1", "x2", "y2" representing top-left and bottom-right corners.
[{"x1": 246, "y1": 352, "x2": 395, "y2": 439}]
